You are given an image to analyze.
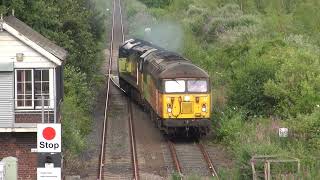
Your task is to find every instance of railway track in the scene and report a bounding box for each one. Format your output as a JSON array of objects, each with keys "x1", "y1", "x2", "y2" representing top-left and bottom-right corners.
[
  {"x1": 97, "y1": 0, "x2": 139, "y2": 179},
  {"x1": 127, "y1": 99, "x2": 139, "y2": 180},
  {"x1": 167, "y1": 140, "x2": 219, "y2": 179},
  {"x1": 97, "y1": 0, "x2": 219, "y2": 179}
]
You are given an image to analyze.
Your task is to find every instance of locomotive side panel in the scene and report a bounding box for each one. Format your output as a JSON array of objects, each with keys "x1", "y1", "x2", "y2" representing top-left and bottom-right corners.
[
  {"x1": 119, "y1": 53, "x2": 139, "y2": 89},
  {"x1": 143, "y1": 73, "x2": 162, "y2": 115}
]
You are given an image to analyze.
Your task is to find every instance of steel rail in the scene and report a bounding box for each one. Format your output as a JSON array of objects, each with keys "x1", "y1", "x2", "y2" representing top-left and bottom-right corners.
[
  {"x1": 119, "y1": 0, "x2": 125, "y2": 43},
  {"x1": 118, "y1": 0, "x2": 140, "y2": 178},
  {"x1": 128, "y1": 99, "x2": 139, "y2": 180},
  {"x1": 198, "y1": 143, "x2": 219, "y2": 179},
  {"x1": 98, "y1": 0, "x2": 116, "y2": 179},
  {"x1": 167, "y1": 141, "x2": 183, "y2": 179}
]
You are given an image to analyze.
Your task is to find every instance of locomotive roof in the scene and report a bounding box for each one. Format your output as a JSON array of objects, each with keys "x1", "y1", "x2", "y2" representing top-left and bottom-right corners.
[{"x1": 120, "y1": 39, "x2": 209, "y2": 79}]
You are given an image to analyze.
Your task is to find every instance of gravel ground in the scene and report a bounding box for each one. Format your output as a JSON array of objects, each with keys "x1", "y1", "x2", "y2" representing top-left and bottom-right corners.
[
  {"x1": 131, "y1": 102, "x2": 168, "y2": 180},
  {"x1": 103, "y1": 87, "x2": 132, "y2": 179},
  {"x1": 174, "y1": 143, "x2": 210, "y2": 178},
  {"x1": 205, "y1": 143, "x2": 235, "y2": 173}
]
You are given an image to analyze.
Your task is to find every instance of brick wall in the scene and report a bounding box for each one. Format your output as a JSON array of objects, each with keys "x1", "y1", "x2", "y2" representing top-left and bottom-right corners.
[
  {"x1": 0, "y1": 133, "x2": 37, "y2": 180},
  {"x1": 15, "y1": 113, "x2": 54, "y2": 123}
]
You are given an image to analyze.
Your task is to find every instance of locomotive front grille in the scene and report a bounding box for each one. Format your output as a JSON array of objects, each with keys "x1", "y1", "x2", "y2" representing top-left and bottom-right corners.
[{"x1": 181, "y1": 102, "x2": 193, "y2": 114}]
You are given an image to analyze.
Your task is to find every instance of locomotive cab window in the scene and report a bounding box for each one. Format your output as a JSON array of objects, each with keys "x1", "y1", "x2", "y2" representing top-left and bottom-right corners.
[
  {"x1": 165, "y1": 80, "x2": 185, "y2": 93},
  {"x1": 187, "y1": 80, "x2": 208, "y2": 93}
]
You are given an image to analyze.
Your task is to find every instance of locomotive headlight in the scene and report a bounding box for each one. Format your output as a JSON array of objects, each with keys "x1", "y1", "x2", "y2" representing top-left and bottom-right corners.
[
  {"x1": 167, "y1": 104, "x2": 172, "y2": 113},
  {"x1": 202, "y1": 104, "x2": 207, "y2": 112},
  {"x1": 184, "y1": 96, "x2": 190, "y2": 101}
]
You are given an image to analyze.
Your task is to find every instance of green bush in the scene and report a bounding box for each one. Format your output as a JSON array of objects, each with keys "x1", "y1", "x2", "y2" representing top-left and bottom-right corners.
[
  {"x1": 226, "y1": 38, "x2": 287, "y2": 116},
  {"x1": 64, "y1": 66, "x2": 95, "y2": 114},
  {"x1": 293, "y1": 0, "x2": 320, "y2": 41},
  {"x1": 264, "y1": 48, "x2": 320, "y2": 117},
  {"x1": 205, "y1": 4, "x2": 260, "y2": 43},
  {"x1": 288, "y1": 108, "x2": 320, "y2": 151},
  {"x1": 215, "y1": 108, "x2": 246, "y2": 142},
  {"x1": 62, "y1": 96, "x2": 91, "y2": 154},
  {"x1": 61, "y1": 66, "x2": 94, "y2": 154},
  {"x1": 139, "y1": 0, "x2": 172, "y2": 8},
  {"x1": 229, "y1": 58, "x2": 277, "y2": 116},
  {"x1": 183, "y1": 5, "x2": 209, "y2": 36}
]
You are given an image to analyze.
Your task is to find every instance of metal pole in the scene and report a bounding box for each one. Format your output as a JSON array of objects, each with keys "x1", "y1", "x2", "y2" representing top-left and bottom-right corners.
[
  {"x1": 267, "y1": 161, "x2": 271, "y2": 180},
  {"x1": 41, "y1": 96, "x2": 44, "y2": 123},
  {"x1": 53, "y1": 68, "x2": 56, "y2": 123},
  {"x1": 47, "y1": 103, "x2": 49, "y2": 123}
]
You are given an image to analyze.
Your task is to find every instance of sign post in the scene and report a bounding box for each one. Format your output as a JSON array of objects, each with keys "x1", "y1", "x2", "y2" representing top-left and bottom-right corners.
[{"x1": 0, "y1": 163, "x2": 4, "y2": 180}]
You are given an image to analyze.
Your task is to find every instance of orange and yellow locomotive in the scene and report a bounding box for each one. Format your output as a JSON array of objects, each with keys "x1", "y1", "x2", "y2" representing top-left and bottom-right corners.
[{"x1": 118, "y1": 39, "x2": 211, "y2": 136}]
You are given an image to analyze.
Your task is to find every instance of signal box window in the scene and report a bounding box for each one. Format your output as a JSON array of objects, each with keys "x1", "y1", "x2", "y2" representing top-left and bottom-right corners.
[
  {"x1": 34, "y1": 70, "x2": 50, "y2": 107},
  {"x1": 16, "y1": 70, "x2": 33, "y2": 108},
  {"x1": 15, "y1": 69, "x2": 52, "y2": 109}
]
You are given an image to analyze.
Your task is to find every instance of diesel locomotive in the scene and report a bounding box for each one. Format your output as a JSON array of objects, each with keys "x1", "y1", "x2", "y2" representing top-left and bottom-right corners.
[{"x1": 118, "y1": 39, "x2": 211, "y2": 136}]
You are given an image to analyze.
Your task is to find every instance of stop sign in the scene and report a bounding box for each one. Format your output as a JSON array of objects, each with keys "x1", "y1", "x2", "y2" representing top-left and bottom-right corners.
[{"x1": 37, "y1": 124, "x2": 61, "y2": 153}]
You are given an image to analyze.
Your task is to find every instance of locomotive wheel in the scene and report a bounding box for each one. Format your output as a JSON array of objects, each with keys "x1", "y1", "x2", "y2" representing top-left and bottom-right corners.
[
  {"x1": 157, "y1": 118, "x2": 162, "y2": 129},
  {"x1": 141, "y1": 99, "x2": 148, "y2": 112},
  {"x1": 157, "y1": 118, "x2": 165, "y2": 132},
  {"x1": 150, "y1": 110, "x2": 163, "y2": 130}
]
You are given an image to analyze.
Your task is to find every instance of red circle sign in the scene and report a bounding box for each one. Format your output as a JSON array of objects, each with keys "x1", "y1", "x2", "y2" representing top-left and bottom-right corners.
[{"x1": 42, "y1": 127, "x2": 56, "y2": 140}]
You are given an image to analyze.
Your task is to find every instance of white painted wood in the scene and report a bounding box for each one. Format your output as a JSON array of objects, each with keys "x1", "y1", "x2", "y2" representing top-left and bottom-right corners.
[
  {"x1": 15, "y1": 109, "x2": 53, "y2": 112},
  {"x1": 0, "y1": 31, "x2": 57, "y2": 68},
  {"x1": 14, "y1": 62, "x2": 56, "y2": 68},
  {"x1": 0, "y1": 73, "x2": 14, "y2": 127},
  {"x1": 0, "y1": 40, "x2": 28, "y2": 45},
  {"x1": 49, "y1": 69, "x2": 54, "y2": 108},
  {"x1": 0, "y1": 125, "x2": 37, "y2": 132},
  {"x1": 2, "y1": 23, "x2": 62, "y2": 65}
]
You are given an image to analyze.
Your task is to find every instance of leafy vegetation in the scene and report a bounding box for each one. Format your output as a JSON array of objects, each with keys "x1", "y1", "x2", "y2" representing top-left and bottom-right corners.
[
  {"x1": 0, "y1": 0, "x2": 107, "y2": 154},
  {"x1": 139, "y1": 0, "x2": 172, "y2": 8},
  {"x1": 125, "y1": 0, "x2": 320, "y2": 178}
]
